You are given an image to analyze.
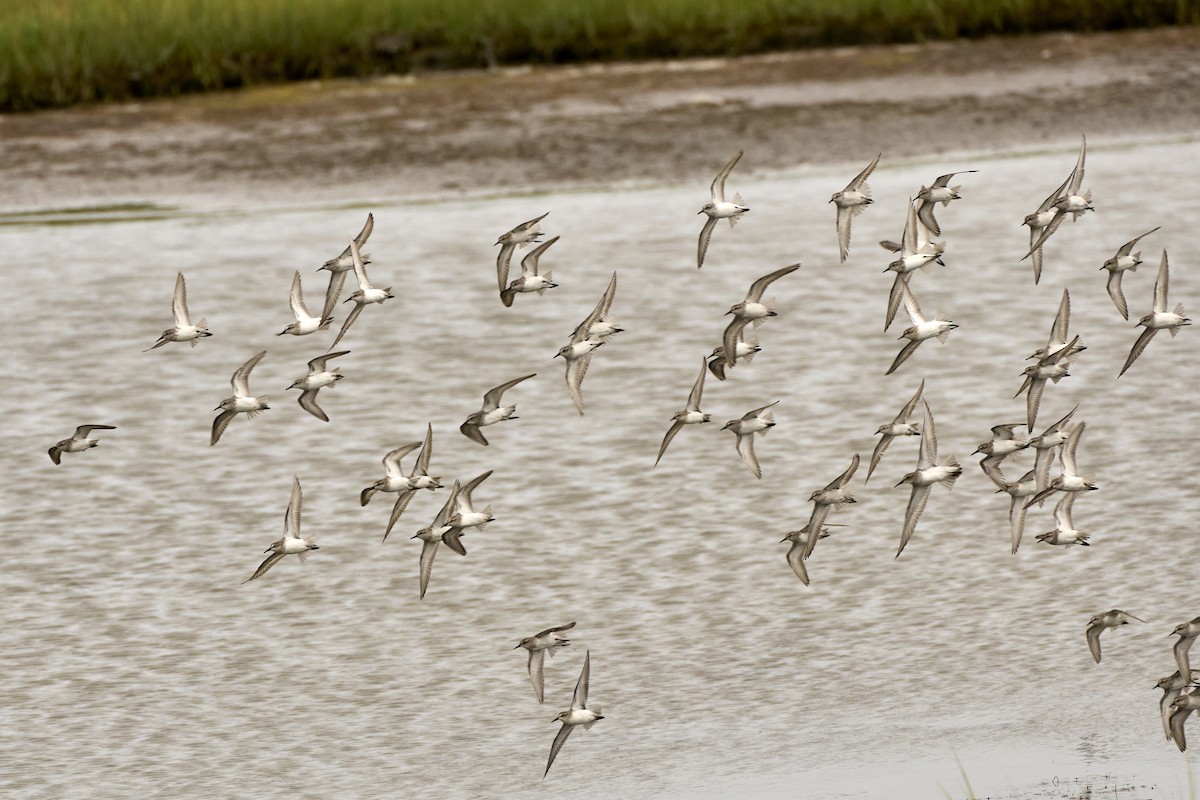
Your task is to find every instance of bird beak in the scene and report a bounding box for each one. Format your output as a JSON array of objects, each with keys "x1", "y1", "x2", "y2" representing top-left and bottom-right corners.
[
  {"x1": 514, "y1": 644, "x2": 523, "y2": 650},
  {"x1": 553, "y1": 352, "x2": 562, "y2": 358},
  {"x1": 696, "y1": 210, "x2": 704, "y2": 215}
]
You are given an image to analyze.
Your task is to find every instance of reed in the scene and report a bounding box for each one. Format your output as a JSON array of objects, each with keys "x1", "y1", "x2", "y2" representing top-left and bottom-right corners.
[{"x1": 1, "y1": 0, "x2": 1195, "y2": 112}]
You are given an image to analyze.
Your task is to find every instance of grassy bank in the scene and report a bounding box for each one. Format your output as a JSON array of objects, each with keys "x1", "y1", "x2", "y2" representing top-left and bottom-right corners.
[{"x1": 2, "y1": 0, "x2": 1197, "y2": 112}]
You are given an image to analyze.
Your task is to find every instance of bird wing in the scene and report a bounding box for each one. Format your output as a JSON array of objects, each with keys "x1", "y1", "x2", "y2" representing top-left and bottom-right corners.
[
  {"x1": 572, "y1": 650, "x2": 591, "y2": 708},
  {"x1": 414, "y1": 423, "x2": 434, "y2": 477},
  {"x1": 1119, "y1": 327, "x2": 1158, "y2": 377},
  {"x1": 432, "y1": 481, "x2": 462, "y2": 529},
  {"x1": 827, "y1": 453, "x2": 861, "y2": 490},
  {"x1": 529, "y1": 649, "x2": 547, "y2": 704},
  {"x1": 1025, "y1": 377, "x2": 1045, "y2": 434},
  {"x1": 979, "y1": 456, "x2": 1008, "y2": 491},
  {"x1": 1170, "y1": 705, "x2": 1193, "y2": 752},
  {"x1": 483, "y1": 373, "x2": 537, "y2": 411},
  {"x1": 349, "y1": 236, "x2": 372, "y2": 292},
  {"x1": 918, "y1": 400, "x2": 936, "y2": 469},
  {"x1": 457, "y1": 470, "x2": 492, "y2": 512},
  {"x1": 655, "y1": 420, "x2": 685, "y2": 467},
  {"x1": 572, "y1": 272, "x2": 618, "y2": 341},
  {"x1": 845, "y1": 152, "x2": 880, "y2": 191},
  {"x1": 888, "y1": 340, "x2": 921, "y2": 376},
  {"x1": 735, "y1": 433, "x2": 761, "y2": 479},
  {"x1": 915, "y1": 197, "x2": 940, "y2": 238},
  {"x1": 785, "y1": 541, "x2": 811, "y2": 586},
  {"x1": 328, "y1": 212, "x2": 375, "y2": 266},
  {"x1": 866, "y1": 433, "x2": 892, "y2": 483},
  {"x1": 418, "y1": 539, "x2": 439, "y2": 599},
  {"x1": 1061, "y1": 421, "x2": 1084, "y2": 476},
  {"x1": 1023, "y1": 211, "x2": 1066, "y2": 260},
  {"x1": 1009, "y1": 497, "x2": 1028, "y2": 554},
  {"x1": 901, "y1": 198, "x2": 920, "y2": 256},
  {"x1": 1155, "y1": 250, "x2": 1170, "y2": 313},
  {"x1": 1030, "y1": 243, "x2": 1043, "y2": 285},
  {"x1": 1035, "y1": 170, "x2": 1074, "y2": 213},
  {"x1": 283, "y1": 475, "x2": 303, "y2": 539},
  {"x1": 1052, "y1": 492, "x2": 1076, "y2": 529},
  {"x1": 696, "y1": 216, "x2": 718, "y2": 270},
  {"x1": 1106, "y1": 269, "x2": 1129, "y2": 320},
  {"x1": 884, "y1": 272, "x2": 910, "y2": 331},
  {"x1": 1049, "y1": 288, "x2": 1071, "y2": 349},
  {"x1": 441, "y1": 528, "x2": 468, "y2": 557},
  {"x1": 1118, "y1": 225, "x2": 1160, "y2": 257},
  {"x1": 172, "y1": 271, "x2": 192, "y2": 327},
  {"x1": 1176, "y1": 636, "x2": 1196, "y2": 677},
  {"x1": 382, "y1": 492, "x2": 415, "y2": 543},
  {"x1": 685, "y1": 357, "x2": 707, "y2": 412},
  {"x1": 382, "y1": 442, "x2": 422, "y2": 479},
  {"x1": 802, "y1": 507, "x2": 831, "y2": 560},
  {"x1": 710, "y1": 150, "x2": 743, "y2": 203},
  {"x1": 535, "y1": 621, "x2": 577, "y2": 638},
  {"x1": 74, "y1": 424, "x2": 116, "y2": 437},
  {"x1": 320, "y1": 268, "x2": 347, "y2": 325},
  {"x1": 297, "y1": 389, "x2": 328, "y2": 422},
  {"x1": 48, "y1": 445, "x2": 63, "y2": 465},
  {"x1": 900, "y1": 281, "x2": 926, "y2": 325},
  {"x1": 545, "y1": 723, "x2": 575, "y2": 778},
  {"x1": 897, "y1": 484, "x2": 930, "y2": 557},
  {"x1": 210, "y1": 409, "x2": 238, "y2": 447},
  {"x1": 496, "y1": 242, "x2": 517, "y2": 294},
  {"x1": 745, "y1": 400, "x2": 779, "y2": 420},
  {"x1": 745, "y1": 263, "x2": 801, "y2": 303},
  {"x1": 244, "y1": 551, "x2": 286, "y2": 583},
  {"x1": 722, "y1": 316, "x2": 751, "y2": 368},
  {"x1": 459, "y1": 420, "x2": 489, "y2": 446},
  {"x1": 896, "y1": 379, "x2": 925, "y2": 423},
  {"x1": 835, "y1": 205, "x2": 854, "y2": 263},
  {"x1": 1068, "y1": 135, "x2": 1086, "y2": 195},
  {"x1": 289, "y1": 270, "x2": 311, "y2": 320},
  {"x1": 521, "y1": 235, "x2": 560, "y2": 277},
  {"x1": 1086, "y1": 622, "x2": 1103, "y2": 663},
  {"x1": 307, "y1": 349, "x2": 349, "y2": 374},
  {"x1": 231, "y1": 350, "x2": 266, "y2": 396},
  {"x1": 566, "y1": 355, "x2": 591, "y2": 416},
  {"x1": 327, "y1": 304, "x2": 362, "y2": 353}
]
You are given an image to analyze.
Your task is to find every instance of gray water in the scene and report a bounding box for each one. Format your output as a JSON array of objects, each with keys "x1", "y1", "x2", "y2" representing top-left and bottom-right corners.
[{"x1": 3, "y1": 136, "x2": 1199, "y2": 799}]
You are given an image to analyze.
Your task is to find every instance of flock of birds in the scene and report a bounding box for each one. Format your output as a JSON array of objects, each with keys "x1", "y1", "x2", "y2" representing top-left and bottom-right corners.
[{"x1": 44, "y1": 134, "x2": 1195, "y2": 774}]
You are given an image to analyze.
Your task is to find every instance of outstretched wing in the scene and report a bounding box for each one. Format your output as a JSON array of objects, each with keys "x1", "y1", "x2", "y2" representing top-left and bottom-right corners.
[
  {"x1": 697, "y1": 216, "x2": 718, "y2": 269},
  {"x1": 243, "y1": 551, "x2": 286, "y2": 584},
  {"x1": 459, "y1": 421, "x2": 489, "y2": 446},
  {"x1": 289, "y1": 270, "x2": 311, "y2": 320},
  {"x1": 210, "y1": 409, "x2": 238, "y2": 447},
  {"x1": 172, "y1": 271, "x2": 192, "y2": 327},
  {"x1": 745, "y1": 263, "x2": 801, "y2": 303},
  {"x1": 845, "y1": 152, "x2": 881, "y2": 191},
  {"x1": 521, "y1": 235, "x2": 560, "y2": 277},
  {"x1": 544, "y1": 723, "x2": 575, "y2": 778},
  {"x1": 418, "y1": 539, "x2": 439, "y2": 599},
  {"x1": 231, "y1": 350, "x2": 267, "y2": 396},
  {"x1": 572, "y1": 272, "x2": 618, "y2": 340},
  {"x1": 483, "y1": 373, "x2": 537, "y2": 411},
  {"x1": 655, "y1": 420, "x2": 685, "y2": 466},
  {"x1": 710, "y1": 150, "x2": 743, "y2": 203},
  {"x1": 1119, "y1": 327, "x2": 1158, "y2": 377},
  {"x1": 298, "y1": 389, "x2": 328, "y2": 422},
  {"x1": 1154, "y1": 250, "x2": 1170, "y2": 313}
]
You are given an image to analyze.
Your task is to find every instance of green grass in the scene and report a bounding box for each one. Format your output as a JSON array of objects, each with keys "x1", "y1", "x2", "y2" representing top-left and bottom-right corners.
[{"x1": 1, "y1": 0, "x2": 1197, "y2": 112}]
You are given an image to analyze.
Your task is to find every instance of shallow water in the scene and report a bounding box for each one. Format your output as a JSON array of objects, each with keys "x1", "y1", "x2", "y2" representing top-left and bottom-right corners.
[{"x1": 2, "y1": 136, "x2": 1199, "y2": 798}]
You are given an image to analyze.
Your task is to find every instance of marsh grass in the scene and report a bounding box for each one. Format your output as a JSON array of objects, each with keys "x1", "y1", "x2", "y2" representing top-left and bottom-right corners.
[{"x1": 1, "y1": 0, "x2": 1197, "y2": 111}]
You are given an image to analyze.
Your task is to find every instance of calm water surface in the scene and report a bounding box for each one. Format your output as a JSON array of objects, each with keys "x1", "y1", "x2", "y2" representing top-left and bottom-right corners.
[{"x1": 3, "y1": 137, "x2": 1199, "y2": 798}]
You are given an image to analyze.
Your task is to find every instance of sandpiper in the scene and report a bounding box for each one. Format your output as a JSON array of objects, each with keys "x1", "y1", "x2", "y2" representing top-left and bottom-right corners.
[
  {"x1": 211, "y1": 351, "x2": 269, "y2": 446},
  {"x1": 145, "y1": 272, "x2": 211, "y2": 350},
  {"x1": 47, "y1": 424, "x2": 117, "y2": 465},
  {"x1": 697, "y1": 150, "x2": 749, "y2": 268}
]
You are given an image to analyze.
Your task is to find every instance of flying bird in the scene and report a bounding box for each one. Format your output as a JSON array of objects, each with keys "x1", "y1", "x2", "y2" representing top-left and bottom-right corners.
[
  {"x1": 243, "y1": 476, "x2": 319, "y2": 583},
  {"x1": 441, "y1": 469, "x2": 496, "y2": 557},
  {"x1": 317, "y1": 212, "x2": 375, "y2": 318},
  {"x1": 569, "y1": 271, "x2": 622, "y2": 342},
  {"x1": 1019, "y1": 172, "x2": 1072, "y2": 285},
  {"x1": 278, "y1": 270, "x2": 334, "y2": 336},
  {"x1": 781, "y1": 524, "x2": 835, "y2": 587},
  {"x1": 211, "y1": 351, "x2": 269, "y2": 446},
  {"x1": 1034, "y1": 492, "x2": 1091, "y2": 547},
  {"x1": 460, "y1": 373, "x2": 537, "y2": 445},
  {"x1": 697, "y1": 150, "x2": 749, "y2": 268},
  {"x1": 47, "y1": 424, "x2": 117, "y2": 465},
  {"x1": 1101, "y1": 226, "x2": 1160, "y2": 319},
  {"x1": 655, "y1": 358, "x2": 711, "y2": 466},
  {"x1": 501, "y1": 236, "x2": 560, "y2": 307},
  {"x1": 1084, "y1": 609, "x2": 1144, "y2": 663},
  {"x1": 801, "y1": 453, "x2": 859, "y2": 560},
  {"x1": 145, "y1": 272, "x2": 211, "y2": 350},
  {"x1": 830, "y1": 152, "x2": 880, "y2": 262},
  {"x1": 515, "y1": 621, "x2": 577, "y2": 704},
  {"x1": 722, "y1": 263, "x2": 801, "y2": 367},
  {"x1": 894, "y1": 400, "x2": 961, "y2": 557},
  {"x1": 328, "y1": 235, "x2": 392, "y2": 351},
  {"x1": 885, "y1": 283, "x2": 956, "y2": 375},
  {"x1": 914, "y1": 170, "x2": 977, "y2": 237},
  {"x1": 722, "y1": 401, "x2": 778, "y2": 479},
  {"x1": 867, "y1": 380, "x2": 924, "y2": 482},
  {"x1": 883, "y1": 198, "x2": 945, "y2": 330},
  {"x1": 411, "y1": 481, "x2": 461, "y2": 599},
  {"x1": 544, "y1": 650, "x2": 603, "y2": 779},
  {"x1": 1119, "y1": 250, "x2": 1191, "y2": 377},
  {"x1": 362, "y1": 423, "x2": 442, "y2": 542},
  {"x1": 287, "y1": 350, "x2": 350, "y2": 422},
  {"x1": 496, "y1": 212, "x2": 549, "y2": 298}
]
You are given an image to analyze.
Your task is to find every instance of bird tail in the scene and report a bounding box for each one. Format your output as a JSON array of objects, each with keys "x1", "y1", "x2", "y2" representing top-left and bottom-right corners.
[
  {"x1": 939, "y1": 455, "x2": 962, "y2": 489},
  {"x1": 196, "y1": 317, "x2": 209, "y2": 331}
]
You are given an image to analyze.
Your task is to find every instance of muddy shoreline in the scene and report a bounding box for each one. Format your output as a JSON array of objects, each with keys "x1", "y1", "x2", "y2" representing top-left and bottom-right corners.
[{"x1": 4, "y1": 26, "x2": 1199, "y2": 212}]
